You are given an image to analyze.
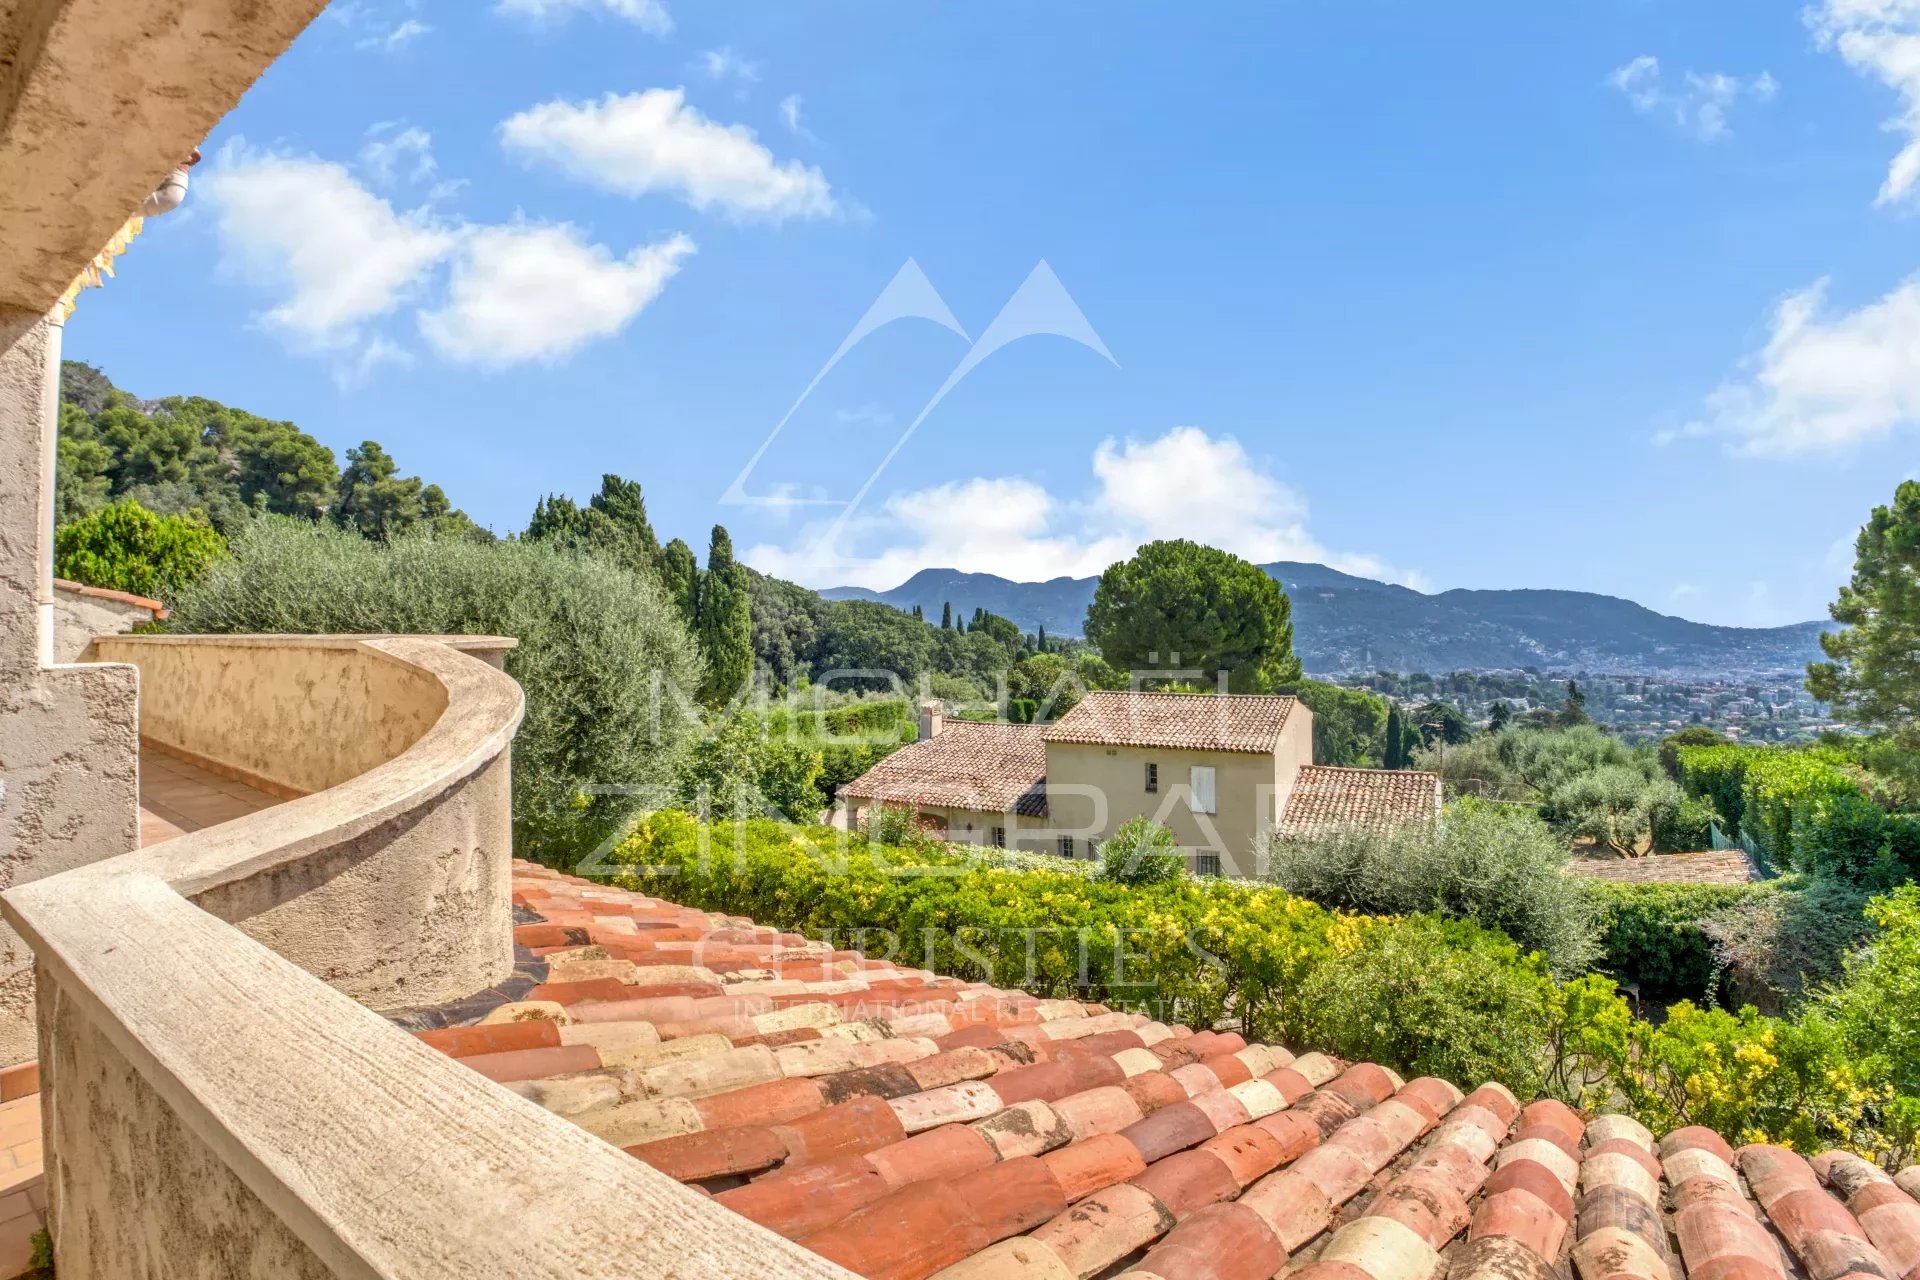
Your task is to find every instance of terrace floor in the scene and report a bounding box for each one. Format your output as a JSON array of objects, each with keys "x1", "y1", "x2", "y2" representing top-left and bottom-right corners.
[{"x1": 138, "y1": 744, "x2": 279, "y2": 847}]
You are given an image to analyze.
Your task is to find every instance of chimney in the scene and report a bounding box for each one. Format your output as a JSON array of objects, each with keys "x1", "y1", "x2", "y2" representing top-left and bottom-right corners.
[{"x1": 918, "y1": 700, "x2": 944, "y2": 741}]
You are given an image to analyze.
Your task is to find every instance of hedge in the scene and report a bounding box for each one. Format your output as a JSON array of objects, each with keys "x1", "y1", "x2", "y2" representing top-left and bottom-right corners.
[
  {"x1": 1587, "y1": 879, "x2": 1788, "y2": 1002},
  {"x1": 608, "y1": 812, "x2": 1919, "y2": 1162},
  {"x1": 1675, "y1": 745, "x2": 1920, "y2": 885}
]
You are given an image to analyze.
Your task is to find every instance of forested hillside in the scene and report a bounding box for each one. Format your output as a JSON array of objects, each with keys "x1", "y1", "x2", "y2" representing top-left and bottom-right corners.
[{"x1": 55, "y1": 362, "x2": 483, "y2": 541}]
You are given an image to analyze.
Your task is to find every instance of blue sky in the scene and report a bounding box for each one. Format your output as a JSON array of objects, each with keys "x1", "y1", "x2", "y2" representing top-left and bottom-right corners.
[{"x1": 65, "y1": 0, "x2": 1920, "y2": 628}]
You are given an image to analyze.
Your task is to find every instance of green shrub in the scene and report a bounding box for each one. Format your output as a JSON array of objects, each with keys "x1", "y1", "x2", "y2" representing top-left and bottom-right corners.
[
  {"x1": 858, "y1": 803, "x2": 937, "y2": 851},
  {"x1": 1659, "y1": 726, "x2": 1728, "y2": 781},
  {"x1": 1818, "y1": 886, "x2": 1920, "y2": 1151},
  {"x1": 1700, "y1": 877, "x2": 1874, "y2": 1012},
  {"x1": 1794, "y1": 794, "x2": 1919, "y2": 887},
  {"x1": 54, "y1": 498, "x2": 225, "y2": 598},
  {"x1": 165, "y1": 517, "x2": 704, "y2": 863},
  {"x1": 674, "y1": 715, "x2": 769, "y2": 821},
  {"x1": 1096, "y1": 818, "x2": 1186, "y2": 886},
  {"x1": 758, "y1": 735, "x2": 827, "y2": 821},
  {"x1": 1653, "y1": 795, "x2": 1716, "y2": 853},
  {"x1": 1587, "y1": 879, "x2": 1772, "y2": 1001},
  {"x1": 1284, "y1": 915, "x2": 1563, "y2": 1097},
  {"x1": 1260, "y1": 801, "x2": 1602, "y2": 976},
  {"x1": 674, "y1": 715, "x2": 826, "y2": 823}
]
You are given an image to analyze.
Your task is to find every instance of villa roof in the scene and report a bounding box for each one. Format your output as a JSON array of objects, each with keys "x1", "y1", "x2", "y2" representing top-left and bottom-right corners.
[
  {"x1": 414, "y1": 862, "x2": 1918, "y2": 1280},
  {"x1": 838, "y1": 722, "x2": 1048, "y2": 818},
  {"x1": 1276, "y1": 766, "x2": 1443, "y2": 837},
  {"x1": 1041, "y1": 691, "x2": 1299, "y2": 754}
]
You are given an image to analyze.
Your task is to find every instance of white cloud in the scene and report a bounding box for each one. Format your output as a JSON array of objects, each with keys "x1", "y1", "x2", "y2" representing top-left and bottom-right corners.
[
  {"x1": 360, "y1": 124, "x2": 437, "y2": 185},
  {"x1": 746, "y1": 426, "x2": 1424, "y2": 591},
  {"x1": 199, "y1": 143, "x2": 457, "y2": 348},
  {"x1": 1609, "y1": 55, "x2": 1777, "y2": 140},
  {"x1": 359, "y1": 17, "x2": 430, "y2": 51},
  {"x1": 420, "y1": 224, "x2": 694, "y2": 366},
  {"x1": 1809, "y1": 0, "x2": 1920, "y2": 205},
  {"x1": 699, "y1": 47, "x2": 762, "y2": 87},
  {"x1": 1687, "y1": 274, "x2": 1920, "y2": 455},
  {"x1": 203, "y1": 142, "x2": 693, "y2": 377},
  {"x1": 494, "y1": 0, "x2": 671, "y2": 35},
  {"x1": 500, "y1": 89, "x2": 838, "y2": 221},
  {"x1": 336, "y1": 336, "x2": 414, "y2": 390},
  {"x1": 779, "y1": 94, "x2": 811, "y2": 139}
]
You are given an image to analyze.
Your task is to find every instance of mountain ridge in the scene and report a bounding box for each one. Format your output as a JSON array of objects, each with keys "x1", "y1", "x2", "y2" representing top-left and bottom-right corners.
[{"x1": 819, "y1": 563, "x2": 1831, "y2": 676}]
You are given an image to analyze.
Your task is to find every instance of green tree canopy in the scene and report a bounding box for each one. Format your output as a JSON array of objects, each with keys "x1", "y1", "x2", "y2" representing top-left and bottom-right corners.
[
  {"x1": 659, "y1": 538, "x2": 699, "y2": 623},
  {"x1": 1384, "y1": 704, "x2": 1409, "y2": 769},
  {"x1": 525, "y1": 474, "x2": 661, "y2": 580},
  {"x1": 1293, "y1": 679, "x2": 1389, "y2": 766},
  {"x1": 1809, "y1": 480, "x2": 1920, "y2": 745},
  {"x1": 1414, "y1": 700, "x2": 1473, "y2": 747},
  {"x1": 56, "y1": 365, "x2": 342, "y2": 531},
  {"x1": 333, "y1": 441, "x2": 424, "y2": 541},
  {"x1": 813, "y1": 600, "x2": 933, "y2": 690},
  {"x1": 1083, "y1": 539, "x2": 1302, "y2": 691},
  {"x1": 695, "y1": 525, "x2": 753, "y2": 705}
]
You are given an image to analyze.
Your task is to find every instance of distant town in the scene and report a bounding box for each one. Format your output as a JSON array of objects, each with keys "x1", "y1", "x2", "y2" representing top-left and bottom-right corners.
[{"x1": 1336, "y1": 668, "x2": 1838, "y2": 744}]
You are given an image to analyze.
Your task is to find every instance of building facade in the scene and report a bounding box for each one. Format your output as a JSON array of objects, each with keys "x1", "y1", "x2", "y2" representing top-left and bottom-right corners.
[{"x1": 840, "y1": 691, "x2": 1439, "y2": 878}]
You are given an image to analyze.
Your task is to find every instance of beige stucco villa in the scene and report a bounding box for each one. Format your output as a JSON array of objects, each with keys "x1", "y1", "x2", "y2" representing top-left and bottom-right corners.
[{"x1": 840, "y1": 692, "x2": 1442, "y2": 878}]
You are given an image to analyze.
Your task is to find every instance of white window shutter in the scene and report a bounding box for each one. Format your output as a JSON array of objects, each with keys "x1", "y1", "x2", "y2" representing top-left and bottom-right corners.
[{"x1": 1190, "y1": 766, "x2": 1217, "y2": 815}]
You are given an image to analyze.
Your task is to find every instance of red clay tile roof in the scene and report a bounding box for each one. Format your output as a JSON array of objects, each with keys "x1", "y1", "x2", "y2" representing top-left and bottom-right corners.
[
  {"x1": 1041, "y1": 691, "x2": 1298, "y2": 754},
  {"x1": 839, "y1": 723, "x2": 1048, "y2": 818},
  {"x1": 52, "y1": 577, "x2": 168, "y2": 619},
  {"x1": 1566, "y1": 848, "x2": 1760, "y2": 885},
  {"x1": 1276, "y1": 766, "x2": 1443, "y2": 837},
  {"x1": 413, "y1": 861, "x2": 1920, "y2": 1280}
]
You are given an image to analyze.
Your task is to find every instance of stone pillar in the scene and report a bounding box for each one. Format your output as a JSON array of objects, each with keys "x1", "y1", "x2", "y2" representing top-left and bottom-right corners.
[{"x1": 0, "y1": 307, "x2": 139, "y2": 1066}]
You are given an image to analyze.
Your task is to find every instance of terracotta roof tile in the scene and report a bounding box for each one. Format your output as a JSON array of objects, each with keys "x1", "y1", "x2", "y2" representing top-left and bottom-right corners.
[
  {"x1": 1040, "y1": 691, "x2": 1297, "y2": 754},
  {"x1": 839, "y1": 722, "x2": 1048, "y2": 817},
  {"x1": 431, "y1": 860, "x2": 1910, "y2": 1280},
  {"x1": 1277, "y1": 765, "x2": 1443, "y2": 837}
]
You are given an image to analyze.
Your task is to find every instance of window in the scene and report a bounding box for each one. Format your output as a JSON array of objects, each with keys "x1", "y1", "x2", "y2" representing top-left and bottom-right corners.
[
  {"x1": 1193, "y1": 853, "x2": 1223, "y2": 878},
  {"x1": 1057, "y1": 836, "x2": 1075, "y2": 859},
  {"x1": 1189, "y1": 766, "x2": 1217, "y2": 814},
  {"x1": 1144, "y1": 762, "x2": 1158, "y2": 793},
  {"x1": 992, "y1": 826, "x2": 1006, "y2": 849}
]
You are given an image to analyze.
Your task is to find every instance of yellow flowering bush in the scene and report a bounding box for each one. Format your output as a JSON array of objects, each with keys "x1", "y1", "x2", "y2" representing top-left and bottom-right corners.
[{"x1": 608, "y1": 814, "x2": 1919, "y2": 1164}]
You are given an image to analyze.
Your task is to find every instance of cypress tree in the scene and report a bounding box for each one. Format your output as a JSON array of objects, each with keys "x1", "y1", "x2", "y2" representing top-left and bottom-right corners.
[
  {"x1": 695, "y1": 525, "x2": 753, "y2": 705},
  {"x1": 659, "y1": 538, "x2": 699, "y2": 625},
  {"x1": 1037, "y1": 624, "x2": 1048, "y2": 653},
  {"x1": 941, "y1": 601, "x2": 952, "y2": 630},
  {"x1": 1384, "y1": 704, "x2": 1406, "y2": 769},
  {"x1": 912, "y1": 604, "x2": 924, "y2": 621}
]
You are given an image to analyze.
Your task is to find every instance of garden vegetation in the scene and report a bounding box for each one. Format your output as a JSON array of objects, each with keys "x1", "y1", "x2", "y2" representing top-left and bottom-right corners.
[
  {"x1": 610, "y1": 810, "x2": 1920, "y2": 1165},
  {"x1": 166, "y1": 518, "x2": 704, "y2": 863}
]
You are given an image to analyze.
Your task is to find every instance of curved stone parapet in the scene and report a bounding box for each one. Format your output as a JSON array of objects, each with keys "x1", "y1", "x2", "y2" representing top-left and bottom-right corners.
[
  {"x1": 87, "y1": 634, "x2": 523, "y2": 1008},
  {"x1": 2, "y1": 636, "x2": 858, "y2": 1278}
]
